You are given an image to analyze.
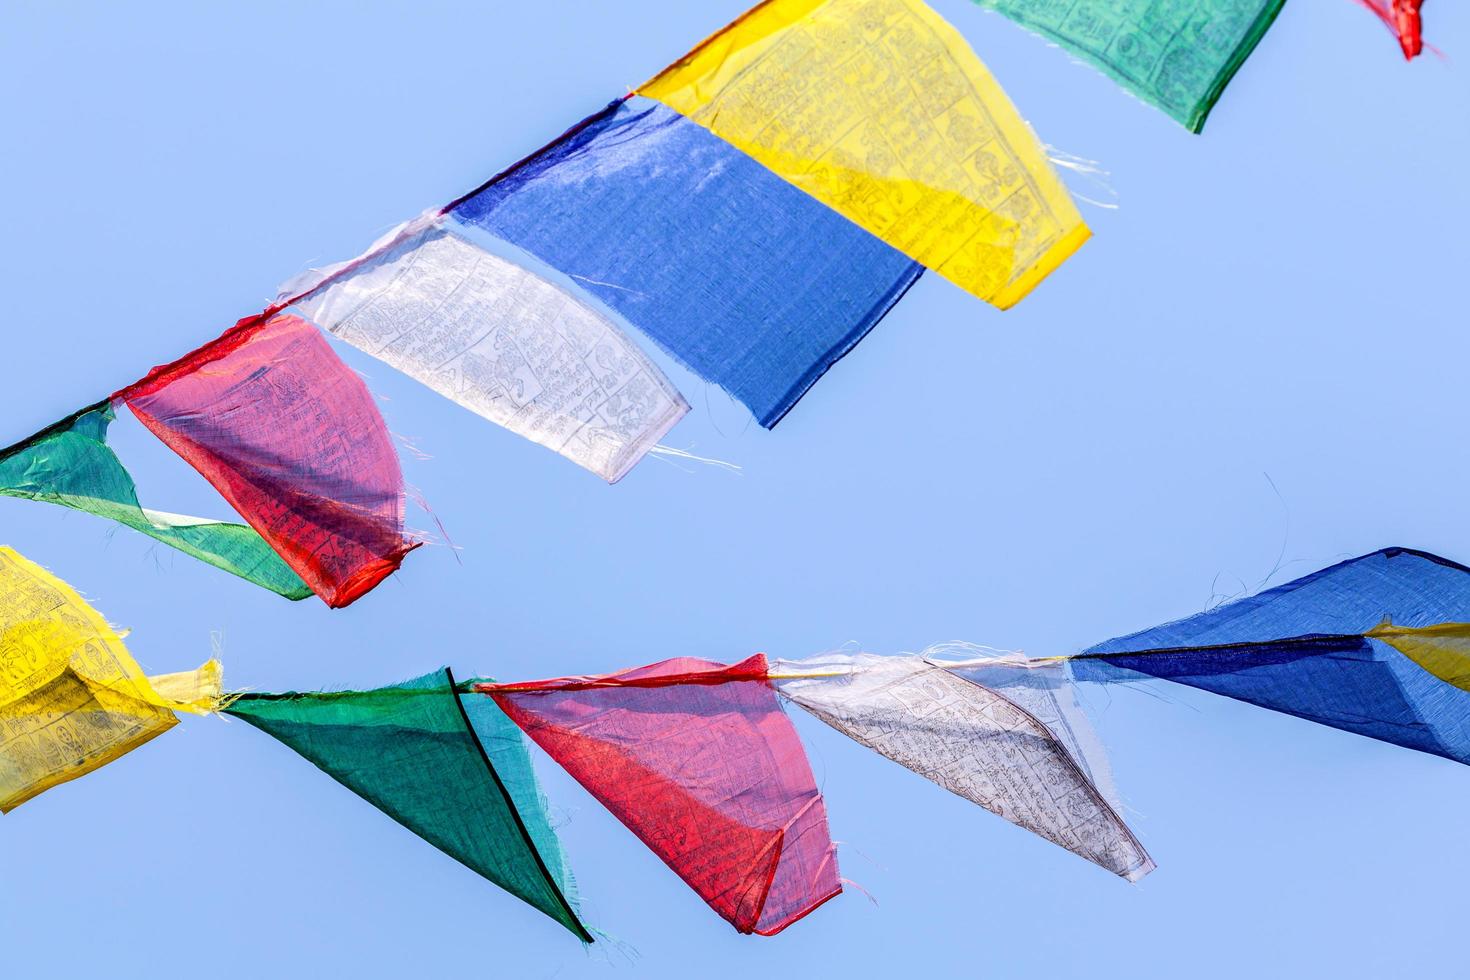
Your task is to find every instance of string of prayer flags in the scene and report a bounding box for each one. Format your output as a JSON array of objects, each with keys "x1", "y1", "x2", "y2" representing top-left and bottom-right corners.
[
  {"x1": 20, "y1": 548, "x2": 1470, "y2": 935},
  {"x1": 971, "y1": 0, "x2": 1287, "y2": 132},
  {"x1": 771, "y1": 652, "x2": 1154, "y2": 880},
  {"x1": 226, "y1": 669, "x2": 593, "y2": 941},
  {"x1": 282, "y1": 214, "x2": 689, "y2": 483},
  {"x1": 0, "y1": 403, "x2": 312, "y2": 600},
  {"x1": 1070, "y1": 548, "x2": 1470, "y2": 765},
  {"x1": 0, "y1": 0, "x2": 1438, "y2": 613},
  {"x1": 638, "y1": 0, "x2": 1088, "y2": 308},
  {"x1": 1355, "y1": 0, "x2": 1426, "y2": 59},
  {"x1": 451, "y1": 97, "x2": 923, "y2": 429},
  {"x1": 482, "y1": 655, "x2": 842, "y2": 936},
  {"x1": 0, "y1": 0, "x2": 1315, "y2": 551},
  {"x1": 117, "y1": 312, "x2": 419, "y2": 608},
  {"x1": 0, "y1": 546, "x2": 222, "y2": 812}
]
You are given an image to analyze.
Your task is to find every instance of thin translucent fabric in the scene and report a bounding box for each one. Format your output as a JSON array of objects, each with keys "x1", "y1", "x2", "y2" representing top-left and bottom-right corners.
[
  {"x1": 639, "y1": 0, "x2": 1087, "y2": 308},
  {"x1": 972, "y1": 0, "x2": 1286, "y2": 132},
  {"x1": 285, "y1": 215, "x2": 688, "y2": 483},
  {"x1": 226, "y1": 669, "x2": 591, "y2": 941},
  {"x1": 0, "y1": 403, "x2": 311, "y2": 599},
  {"x1": 773, "y1": 653, "x2": 1152, "y2": 880},
  {"x1": 1355, "y1": 0, "x2": 1425, "y2": 59},
  {"x1": 118, "y1": 313, "x2": 418, "y2": 608},
  {"x1": 942, "y1": 650, "x2": 1123, "y2": 806},
  {"x1": 1074, "y1": 548, "x2": 1470, "y2": 765},
  {"x1": 0, "y1": 546, "x2": 221, "y2": 812},
  {"x1": 451, "y1": 97, "x2": 923, "y2": 428},
  {"x1": 1367, "y1": 622, "x2": 1470, "y2": 691},
  {"x1": 483, "y1": 655, "x2": 841, "y2": 935}
]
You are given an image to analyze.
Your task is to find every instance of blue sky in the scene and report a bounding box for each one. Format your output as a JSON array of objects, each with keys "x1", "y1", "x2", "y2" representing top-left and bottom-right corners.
[{"x1": 1, "y1": 2, "x2": 1466, "y2": 977}]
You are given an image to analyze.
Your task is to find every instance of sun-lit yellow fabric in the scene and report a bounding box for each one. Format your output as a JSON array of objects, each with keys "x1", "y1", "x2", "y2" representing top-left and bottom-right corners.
[
  {"x1": 146, "y1": 659, "x2": 225, "y2": 713},
  {"x1": 1368, "y1": 622, "x2": 1470, "y2": 692},
  {"x1": 0, "y1": 547, "x2": 221, "y2": 812},
  {"x1": 639, "y1": 0, "x2": 1088, "y2": 308}
]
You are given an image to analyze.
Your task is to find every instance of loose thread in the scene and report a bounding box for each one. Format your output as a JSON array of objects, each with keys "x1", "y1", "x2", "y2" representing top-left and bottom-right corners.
[
  {"x1": 1047, "y1": 145, "x2": 1120, "y2": 211},
  {"x1": 648, "y1": 444, "x2": 743, "y2": 474}
]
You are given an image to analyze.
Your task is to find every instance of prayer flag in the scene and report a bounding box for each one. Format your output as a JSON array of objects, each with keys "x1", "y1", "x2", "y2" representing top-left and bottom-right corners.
[
  {"x1": 285, "y1": 215, "x2": 688, "y2": 483},
  {"x1": 484, "y1": 655, "x2": 841, "y2": 935},
  {"x1": 972, "y1": 0, "x2": 1287, "y2": 131},
  {"x1": 119, "y1": 313, "x2": 418, "y2": 608},
  {"x1": 1074, "y1": 548, "x2": 1470, "y2": 765},
  {"x1": 227, "y1": 669, "x2": 592, "y2": 940},
  {"x1": 1355, "y1": 0, "x2": 1425, "y2": 59},
  {"x1": 0, "y1": 403, "x2": 311, "y2": 599},
  {"x1": 773, "y1": 653, "x2": 1153, "y2": 880},
  {"x1": 452, "y1": 97, "x2": 922, "y2": 428},
  {"x1": 0, "y1": 546, "x2": 221, "y2": 812}
]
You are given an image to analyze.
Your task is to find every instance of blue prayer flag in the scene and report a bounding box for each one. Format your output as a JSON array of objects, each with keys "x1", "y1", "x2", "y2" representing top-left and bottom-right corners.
[
  {"x1": 1076, "y1": 549, "x2": 1470, "y2": 765},
  {"x1": 451, "y1": 98, "x2": 923, "y2": 428}
]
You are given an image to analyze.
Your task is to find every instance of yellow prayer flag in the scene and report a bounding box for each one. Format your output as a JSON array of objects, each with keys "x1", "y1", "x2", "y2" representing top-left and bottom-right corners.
[
  {"x1": 639, "y1": 0, "x2": 1088, "y2": 308},
  {"x1": 0, "y1": 547, "x2": 221, "y2": 812},
  {"x1": 1368, "y1": 621, "x2": 1470, "y2": 692}
]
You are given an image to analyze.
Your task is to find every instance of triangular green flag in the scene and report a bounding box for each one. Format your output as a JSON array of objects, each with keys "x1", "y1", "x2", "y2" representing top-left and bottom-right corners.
[
  {"x1": 0, "y1": 402, "x2": 311, "y2": 599},
  {"x1": 973, "y1": 0, "x2": 1286, "y2": 132},
  {"x1": 226, "y1": 669, "x2": 591, "y2": 941}
]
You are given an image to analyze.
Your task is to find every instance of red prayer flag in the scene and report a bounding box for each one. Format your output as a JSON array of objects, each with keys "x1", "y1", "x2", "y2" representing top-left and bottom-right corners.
[
  {"x1": 484, "y1": 654, "x2": 841, "y2": 935},
  {"x1": 1356, "y1": 0, "x2": 1425, "y2": 59},
  {"x1": 118, "y1": 312, "x2": 417, "y2": 607}
]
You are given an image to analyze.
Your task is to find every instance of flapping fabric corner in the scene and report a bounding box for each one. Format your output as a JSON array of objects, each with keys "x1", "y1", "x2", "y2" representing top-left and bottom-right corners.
[
  {"x1": 483, "y1": 655, "x2": 841, "y2": 935},
  {"x1": 451, "y1": 97, "x2": 922, "y2": 428},
  {"x1": 287, "y1": 216, "x2": 688, "y2": 483},
  {"x1": 0, "y1": 403, "x2": 311, "y2": 600},
  {"x1": 1355, "y1": 0, "x2": 1425, "y2": 59},
  {"x1": 1367, "y1": 622, "x2": 1470, "y2": 691},
  {"x1": 639, "y1": 0, "x2": 1087, "y2": 308},
  {"x1": 1073, "y1": 548, "x2": 1470, "y2": 765},
  {"x1": 0, "y1": 546, "x2": 222, "y2": 812},
  {"x1": 225, "y1": 669, "x2": 592, "y2": 941},
  {"x1": 972, "y1": 0, "x2": 1287, "y2": 132},
  {"x1": 773, "y1": 653, "x2": 1152, "y2": 880},
  {"x1": 118, "y1": 313, "x2": 418, "y2": 608}
]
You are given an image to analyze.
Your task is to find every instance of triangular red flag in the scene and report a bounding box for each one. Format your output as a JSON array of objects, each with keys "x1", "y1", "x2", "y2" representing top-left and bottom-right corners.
[{"x1": 485, "y1": 654, "x2": 840, "y2": 935}]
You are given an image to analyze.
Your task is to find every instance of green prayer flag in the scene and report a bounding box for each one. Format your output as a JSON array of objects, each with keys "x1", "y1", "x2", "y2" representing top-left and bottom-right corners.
[
  {"x1": 226, "y1": 670, "x2": 592, "y2": 941},
  {"x1": 0, "y1": 403, "x2": 311, "y2": 599},
  {"x1": 973, "y1": 0, "x2": 1286, "y2": 132}
]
